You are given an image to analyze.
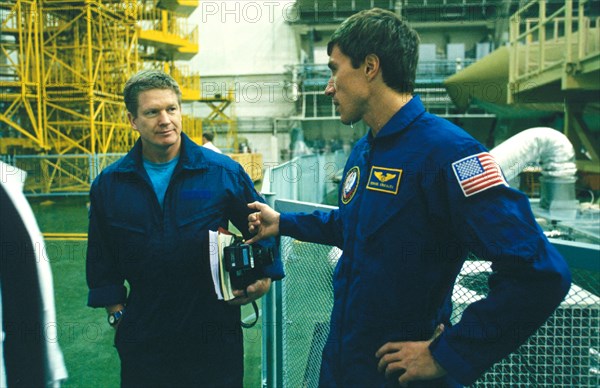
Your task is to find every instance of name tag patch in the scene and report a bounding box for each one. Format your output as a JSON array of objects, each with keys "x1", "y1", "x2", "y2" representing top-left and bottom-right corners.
[{"x1": 367, "y1": 166, "x2": 402, "y2": 194}]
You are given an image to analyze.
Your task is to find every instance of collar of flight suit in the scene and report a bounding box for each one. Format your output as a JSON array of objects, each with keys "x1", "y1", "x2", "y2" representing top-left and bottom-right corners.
[
  {"x1": 114, "y1": 132, "x2": 210, "y2": 175},
  {"x1": 368, "y1": 94, "x2": 426, "y2": 143}
]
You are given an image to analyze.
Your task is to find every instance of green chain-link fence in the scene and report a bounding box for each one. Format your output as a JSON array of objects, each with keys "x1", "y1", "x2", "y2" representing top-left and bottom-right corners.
[{"x1": 265, "y1": 200, "x2": 599, "y2": 388}]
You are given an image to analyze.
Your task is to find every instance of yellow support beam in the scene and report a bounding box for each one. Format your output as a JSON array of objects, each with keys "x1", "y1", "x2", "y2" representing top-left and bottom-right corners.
[
  {"x1": 157, "y1": 0, "x2": 199, "y2": 16},
  {"x1": 43, "y1": 233, "x2": 88, "y2": 241},
  {"x1": 0, "y1": 0, "x2": 208, "y2": 194}
]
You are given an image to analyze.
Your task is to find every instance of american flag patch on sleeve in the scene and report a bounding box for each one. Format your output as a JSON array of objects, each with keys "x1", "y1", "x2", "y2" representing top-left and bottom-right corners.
[{"x1": 452, "y1": 152, "x2": 508, "y2": 197}]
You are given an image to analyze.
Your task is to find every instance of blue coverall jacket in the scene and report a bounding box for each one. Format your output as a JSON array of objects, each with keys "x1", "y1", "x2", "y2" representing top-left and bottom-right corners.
[
  {"x1": 280, "y1": 96, "x2": 571, "y2": 387},
  {"x1": 86, "y1": 133, "x2": 284, "y2": 382}
]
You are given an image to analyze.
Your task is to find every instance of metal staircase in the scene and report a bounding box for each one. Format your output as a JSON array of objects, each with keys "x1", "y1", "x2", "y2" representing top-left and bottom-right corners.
[{"x1": 508, "y1": 0, "x2": 600, "y2": 174}]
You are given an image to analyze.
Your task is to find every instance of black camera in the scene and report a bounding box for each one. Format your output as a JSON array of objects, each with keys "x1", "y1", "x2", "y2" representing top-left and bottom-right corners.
[{"x1": 223, "y1": 237, "x2": 274, "y2": 290}]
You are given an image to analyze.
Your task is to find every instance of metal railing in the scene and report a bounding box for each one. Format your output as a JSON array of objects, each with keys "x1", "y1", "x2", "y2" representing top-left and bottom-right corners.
[
  {"x1": 7, "y1": 153, "x2": 124, "y2": 195},
  {"x1": 290, "y1": 59, "x2": 478, "y2": 118},
  {"x1": 137, "y1": 6, "x2": 196, "y2": 44},
  {"x1": 509, "y1": 0, "x2": 599, "y2": 97},
  {"x1": 263, "y1": 153, "x2": 347, "y2": 204}
]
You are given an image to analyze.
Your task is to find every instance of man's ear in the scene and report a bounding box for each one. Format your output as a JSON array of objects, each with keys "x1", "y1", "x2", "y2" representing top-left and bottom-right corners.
[
  {"x1": 127, "y1": 112, "x2": 137, "y2": 130},
  {"x1": 364, "y1": 54, "x2": 380, "y2": 81}
]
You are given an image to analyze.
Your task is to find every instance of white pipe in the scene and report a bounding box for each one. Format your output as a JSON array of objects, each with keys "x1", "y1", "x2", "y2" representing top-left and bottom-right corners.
[{"x1": 490, "y1": 127, "x2": 577, "y2": 182}]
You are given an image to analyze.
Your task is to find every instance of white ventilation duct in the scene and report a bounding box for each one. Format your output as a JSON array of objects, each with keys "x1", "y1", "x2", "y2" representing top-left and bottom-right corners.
[
  {"x1": 490, "y1": 127, "x2": 578, "y2": 219},
  {"x1": 490, "y1": 127, "x2": 577, "y2": 181}
]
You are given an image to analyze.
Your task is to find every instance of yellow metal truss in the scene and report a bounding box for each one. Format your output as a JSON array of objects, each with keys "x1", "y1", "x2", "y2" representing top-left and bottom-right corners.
[
  {"x1": 200, "y1": 87, "x2": 237, "y2": 151},
  {"x1": 0, "y1": 0, "x2": 211, "y2": 193},
  {"x1": 1, "y1": 1, "x2": 141, "y2": 154}
]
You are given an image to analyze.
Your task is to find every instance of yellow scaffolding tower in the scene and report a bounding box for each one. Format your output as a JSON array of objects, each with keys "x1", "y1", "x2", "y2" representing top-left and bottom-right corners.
[
  {"x1": 0, "y1": 0, "x2": 210, "y2": 194},
  {"x1": 200, "y1": 88, "x2": 237, "y2": 152}
]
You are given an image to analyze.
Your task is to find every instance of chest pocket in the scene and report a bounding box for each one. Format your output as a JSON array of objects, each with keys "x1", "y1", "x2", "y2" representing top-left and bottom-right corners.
[
  {"x1": 175, "y1": 187, "x2": 225, "y2": 227},
  {"x1": 105, "y1": 216, "x2": 148, "y2": 267},
  {"x1": 357, "y1": 173, "x2": 421, "y2": 240},
  {"x1": 173, "y1": 177, "x2": 227, "y2": 231},
  {"x1": 105, "y1": 189, "x2": 149, "y2": 238},
  {"x1": 176, "y1": 206, "x2": 223, "y2": 230}
]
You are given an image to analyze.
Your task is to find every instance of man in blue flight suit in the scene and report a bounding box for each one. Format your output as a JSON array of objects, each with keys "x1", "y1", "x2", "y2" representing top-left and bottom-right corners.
[
  {"x1": 246, "y1": 8, "x2": 571, "y2": 388},
  {"x1": 86, "y1": 70, "x2": 284, "y2": 387}
]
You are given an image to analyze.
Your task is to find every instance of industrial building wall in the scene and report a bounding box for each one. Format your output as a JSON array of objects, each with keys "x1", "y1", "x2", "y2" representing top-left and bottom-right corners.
[
  {"x1": 183, "y1": 1, "x2": 504, "y2": 167},
  {"x1": 186, "y1": 1, "x2": 300, "y2": 164},
  {"x1": 191, "y1": 1, "x2": 298, "y2": 76}
]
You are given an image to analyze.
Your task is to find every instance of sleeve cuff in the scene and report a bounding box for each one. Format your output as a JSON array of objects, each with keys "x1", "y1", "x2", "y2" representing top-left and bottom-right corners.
[
  {"x1": 429, "y1": 334, "x2": 481, "y2": 386},
  {"x1": 263, "y1": 259, "x2": 285, "y2": 281},
  {"x1": 257, "y1": 237, "x2": 285, "y2": 281},
  {"x1": 87, "y1": 284, "x2": 127, "y2": 308},
  {"x1": 279, "y1": 213, "x2": 293, "y2": 236}
]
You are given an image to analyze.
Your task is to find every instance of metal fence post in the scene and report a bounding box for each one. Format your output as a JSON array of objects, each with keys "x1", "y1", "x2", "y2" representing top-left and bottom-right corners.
[{"x1": 262, "y1": 192, "x2": 283, "y2": 388}]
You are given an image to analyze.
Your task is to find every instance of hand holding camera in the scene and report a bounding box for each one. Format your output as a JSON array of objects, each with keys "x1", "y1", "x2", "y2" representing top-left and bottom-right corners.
[
  {"x1": 223, "y1": 237, "x2": 274, "y2": 290},
  {"x1": 210, "y1": 227, "x2": 276, "y2": 308},
  {"x1": 222, "y1": 236, "x2": 274, "y2": 307},
  {"x1": 229, "y1": 278, "x2": 272, "y2": 307}
]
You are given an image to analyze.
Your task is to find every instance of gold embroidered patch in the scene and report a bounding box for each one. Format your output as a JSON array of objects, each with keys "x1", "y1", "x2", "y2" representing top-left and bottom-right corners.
[{"x1": 366, "y1": 166, "x2": 402, "y2": 194}]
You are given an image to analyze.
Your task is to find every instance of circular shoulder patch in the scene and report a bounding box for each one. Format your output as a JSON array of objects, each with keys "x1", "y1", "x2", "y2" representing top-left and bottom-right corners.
[{"x1": 341, "y1": 166, "x2": 360, "y2": 204}]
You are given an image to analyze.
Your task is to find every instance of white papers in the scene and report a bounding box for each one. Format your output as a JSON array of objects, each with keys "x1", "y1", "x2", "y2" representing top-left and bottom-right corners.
[
  {"x1": 209, "y1": 229, "x2": 236, "y2": 301},
  {"x1": 209, "y1": 230, "x2": 224, "y2": 300}
]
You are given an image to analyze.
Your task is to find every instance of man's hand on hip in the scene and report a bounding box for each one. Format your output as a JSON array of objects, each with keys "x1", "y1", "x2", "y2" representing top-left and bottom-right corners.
[{"x1": 375, "y1": 324, "x2": 447, "y2": 386}]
